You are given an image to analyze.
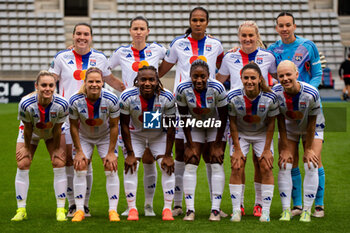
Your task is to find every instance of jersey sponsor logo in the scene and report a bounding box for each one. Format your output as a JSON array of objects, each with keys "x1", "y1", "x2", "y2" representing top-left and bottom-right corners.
[
  {"x1": 101, "y1": 106, "x2": 107, "y2": 113},
  {"x1": 133, "y1": 106, "x2": 140, "y2": 110},
  {"x1": 286, "y1": 110, "x2": 304, "y2": 120},
  {"x1": 145, "y1": 49, "x2": 152, "y2": 57},
  {"x1": 207, "y1": 96, "x2": 213, "y2": 103},
  {"x1": 189, "y1": 98, "x2": 195, "y2": 104},
  {"x1": 68, "y1": 60, "x2": 74, "y2": 65},
  {"x1": 90, "y1": 59, "x2": 96, "y2": 66},
  {"x1": 256, "y1": 57, "x2": 263, "y2": 64},
  {"x1": 80, "y1": 109, "x2": 86, "y2": 113},
  {"x1": 184, "y1": 46, "x2": 190, "y2": 51},
  {"x1": 205, "y1": 44, "x2": 212, "y2": 51},
  {"x1": 259, "y1": 104, "x2": 265, "y2": 112},
  {"x1": 85, "y1": 118, "x2": 103, "y2": 126},
  {"x1": 36, "y1": 121, "x2": 53, "y2": 129},
  {"x1": 73, "y1": 70, "x2": 87, "y2": 80},
  {"x1": 126, "y1": 53, "x2": 132, "y2": 58},
  {"x1": 234, "y1": 59, "x2": 240, "y2": 63},
  {"x1": 50, "y1": 112, "x2": 57, "y2": 118},
  {"x1": 295, "y1": 53, "x2": 303, "y2": 61},
  {"x1": 143, "y1": 110, "x2": 161, "y2": 129}
]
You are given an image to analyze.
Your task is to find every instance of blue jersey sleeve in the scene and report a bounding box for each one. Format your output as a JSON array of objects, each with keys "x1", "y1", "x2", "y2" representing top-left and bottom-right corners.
[{"x1": 303, "y1": 41, "x2": 323, "y2": 88}]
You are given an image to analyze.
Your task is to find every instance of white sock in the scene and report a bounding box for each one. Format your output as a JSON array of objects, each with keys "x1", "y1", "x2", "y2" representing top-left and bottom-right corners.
[
  {"x1": 254, "y1": 182, "x2": 262, "y2": 206},
  {"x1": 105, "y1": 171, "x2": 120, "y2": 211},
  {"x1": 157, "y1": 158, "x2": 175, "y2": 210},
  {"x1": 211, "y1": 163, "x2": 225, "y2": 211},
  {"x1": 15, "y1": 168, "x2": 29, "y2": 208},
  {"x1": 74, "y1": 170, "x2": 87, "y2": 211},
  {"x1": 85, "y1": 163, "x2": 93, "y2": 207},
  {"x1": 143, "y1": 162, "x2": 157, "y2": 207},
  {"x1": 241, "y1": 184, "x2": 245, "y2": 208},
  {"x1": 124, "y1": 161, "x2": 139, "y2": 210},
  {"x1": 205, "y1": 163, "x2": 212, "y2": 200},
  {"x1": 303, "y1": 163, "x2": 318, "y2": 211},
  {"x1": 66, "y1": 165, "x2": 75, "y2": 207},
  {"x1": 229, "y1": 184, "x2": 242, "y2": 212},
  {"x1": 183, "y1": 164, "x2": 198, "y2": 212},
  {"x1": 261, "y1": 184, "x2": 274, "y2": 214},
  {"x1": 174, "y1": 160, "x2": 185, "y2": 207},
  {"x1": 53, "y1": 167, "x2": 67, "y2": 208},
  {"x1": 278, "y1": 163, "x2": 292, "y2": 210}
]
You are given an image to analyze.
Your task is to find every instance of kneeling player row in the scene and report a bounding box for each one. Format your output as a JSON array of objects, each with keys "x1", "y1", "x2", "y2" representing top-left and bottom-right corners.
[{"x1": 12, "y1": 60, "x2": 323, "y2": 222}]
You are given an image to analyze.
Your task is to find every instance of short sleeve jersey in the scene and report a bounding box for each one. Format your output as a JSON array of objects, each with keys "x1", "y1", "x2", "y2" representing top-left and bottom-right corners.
[
  {"x1": 109, "y1": 42, "x2": 166, "y2": 89},
  {"x1": 272, "y1": 82, "x2": 324, "y2": 135},
  {"x1": 175, "y1": 79, "x2": 227, "y2": 121},
  {"x1": 218, "y1": 48, "x2": 277, "y2": 89},
  {"x1": 18, "y1": 93, "x2": 68, "y2": 139},
  {"x1": 165, "y1": 35, "x2": 224, "y2": 91},
  {"x1": 119, "y1": 87, "x2": 176, "y2": 133},
  {"x1": 69, "y1": 88, "x2": 120, "y2": 139},
  {"x1": 49, "y1": 49, "x2": 111, "y2": 100},
  {"x1": 227, "y1": 88, "x2": 279, "y2": 138},
  {"x1": 268, "y1": 36, "x2": 322, "y2": 88}
]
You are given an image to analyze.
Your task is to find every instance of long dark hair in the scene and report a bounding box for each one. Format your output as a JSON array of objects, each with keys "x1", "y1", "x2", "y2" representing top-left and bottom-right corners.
[
  {"x1": 241, "y1": 62, "x2": 272, "y2": 93},
  {"x1": 73, "y1": 22, "x2": 93, "y2": 35},
  {"x1": 184, "y1": 7, "x2": 209, "y2": 38},
  {"x1": 276, "y1": 11, "x2": 295, "y2": 24},
  {"x1": 134, "y1": 65, "x2": 164, "y2": 94},
  {"x1": 129, "y1": 15, "x2": 149, "y2": 29}
]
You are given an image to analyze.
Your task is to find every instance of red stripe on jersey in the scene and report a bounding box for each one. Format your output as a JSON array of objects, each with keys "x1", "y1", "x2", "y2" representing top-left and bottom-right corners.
[
  {"x1": 217, "y1": 52, "x2": 224, "y2": 64},
  {"x1": 268, "y1": 73, "x2": 273, "y2": 86},
  {"x1": 131, "y1": 47, "x2": 140, "y2": 62},
  {"x1": 243, "y1": 96, "x2": 252, "y2": 115},
  {"x1": 283, "y1": 92, "x2": 294, "y2": 111},
  {"x1": 139, "y1": 95, "x2": 148, "y2": 112},
  {"x1": 194, "y1": 89, "x2": 202, "y2": 108},
  {"x1": 85, "y1": 98, "x2": 95, "y2": 119},
  {"x1": 188, "y1": 37, "x2": 199, "y2": 56},
  {"x1": 37, "y1": 103, "x2": 46, "y2": 123},
  {"x1": 73, "y1": 50, "x2": 83, "y2": 70},
  {"x1": 239, "y1": 50, "x2": 250, "y2": 66}
]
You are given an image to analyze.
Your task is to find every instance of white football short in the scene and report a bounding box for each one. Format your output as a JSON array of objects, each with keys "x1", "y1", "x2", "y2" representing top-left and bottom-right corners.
[
  {"x1": 16, "y1": 123, "x2": 52, "y2": 145},
  {"x1": 230, "y1": 135, "x2": 274, "y2": 158},
  {"x1": 129, "y1": 131, "x2": 167, "y2": 159},
  {"x1": 61, "y1": 121, "x2": 72, "y2": 145}
]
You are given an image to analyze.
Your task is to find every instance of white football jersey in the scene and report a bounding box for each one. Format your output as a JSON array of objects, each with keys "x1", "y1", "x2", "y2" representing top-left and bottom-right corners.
[
  {"x1": 49, "y1": 49, "x2": 111, "y2": 100},
  {"x1": 165, "y1": 35, "x2": 224, "y2": 91},
  {"x1": 272, "y1": 82, "x2": 324, "y2": 135},
  {"x1": 69, "y1": 88, "x2": 120, "y2": 139},
  {"x1": 18, "y1": 93, "x2": 68, "y2": 139},
  {"x1": 109, "y1": 43, "x2": 166, "y2": 89},
  {"x1": 175, "y1": 79, "x2": 227, "y2": 121},
  {"x1": 218, "y1": 48, "x2": 276, "y2": 90},
  {"x1": 119, "y1": 87, "x2": 176, "y2": 133},
  {"x1": 227, "y1": 88, "x2": 279, "y2": 138}
]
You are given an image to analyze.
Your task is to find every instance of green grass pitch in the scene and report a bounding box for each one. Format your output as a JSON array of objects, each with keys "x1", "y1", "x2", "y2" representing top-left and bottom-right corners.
[{"x1": 0, "y1": 102, "x2": 349, "y2": 232}]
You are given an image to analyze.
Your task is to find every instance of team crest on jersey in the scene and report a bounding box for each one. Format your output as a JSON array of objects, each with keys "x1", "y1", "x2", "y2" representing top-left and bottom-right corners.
[
  {"x1": 154, "y1": 104, "x2": 161, "y2": 110},
  {"x1": 206, "y1": 44, "x2": 212, "y2": 51},
  {"x1": 146, "y1": 50, "x2": 152, "y2": 57},
  {"x1": 300, "y1": 102, "x2": 306, "y2": 109},
  {"x1": 101, "y1": 107, "x2": 107, "y2": 113},
  {"x1": 256, "y1": 57, "x2": 263, "y2": 64},
  {"x1": 90, "y1": 59, "x2": 96, "y2": 66},
  {"x1": 68, "y1": 60, "x2": 74, "y2": 65},
  {"x1": 50, "y1": 112, "x2": 57, "y2": 118},
  {"x1": 207, "y1": 96, "x2": 213, "y2": 103},
  {"x1": 259, "y1": 104, "x2": 266, "y2": 112},
  {"x1": 295, "y1": 53, "x2": 303, "y2": 61}
]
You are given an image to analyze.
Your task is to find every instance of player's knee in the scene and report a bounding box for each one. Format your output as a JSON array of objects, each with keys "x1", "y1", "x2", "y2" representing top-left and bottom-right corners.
[
  {"x1": 52, "y1": 157, "x2": 65, "y2": 168},
  {"x1": 259, "y1": 159, "x2": 272, "y2": 173},
  {"x1": 75, "y1": 161, "x2": 88, "y2": 171},
  {"x1": 17, "y1": 158, "x2": 31, "y2": 170},
  {"x1": 304, "y1": 162, "x2": 318, "y2": 173},
  {"x1": 185, "y1": 155, "x2": 199, "y2": 165}
]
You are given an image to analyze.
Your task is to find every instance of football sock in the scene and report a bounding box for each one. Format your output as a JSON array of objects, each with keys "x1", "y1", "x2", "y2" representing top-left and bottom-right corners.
[
  {"x1": 291, "y1": 167, "x2": 302, "y2": 207},
  {"x1": 53, "y1": 167, "x2": 67, "y2": 208},
  {"x1": 85, "y1": 163, "x2": 93, "y2": 207},
  {"x1": 229, "y1": 184, "x2": 242, "y2": 212},
  {"x1": 174, "y1": 160, "x2": 185, "y2": 207},
  {"x1": 278, "y1": 163, "x2": 293, "y2": 210},
  {"x1": 66, "y1": 165, "x2": 75, "y2": 207},
  {"x1": 15, "y1": 168, "x2": 29, "y2": 208},
  {"x1": 205, "y1": 163, "x2": 212, "y2": 200},
  {"x1": 183, "y1": 164, "x2": 197, "y2": 212},
  {"x1": 211, "y1": 163, "x2": 224, "y2": 211},
  {"x1": 157, "y1": 158, "x2": 175, "y2": 210},
  {"x1": 143, "y1": 162, "x2": 157, "y2": 207},
  {"x1": 74, "y1": 170, "x2": 87, "y2": 211},
  {"x1": 261, "y1": 184, "x2": 274, "y2": 213},
  {"x1": 315, "y1": 167, "x2": 325, "y2": 206},
  {"x1": 124, "y1": 161, "x2": 139, "y2": 210},
  {"x1": 303, "y1": 163, "x2": 318, "y2": 210},
  {"x1": 254, "y1": 182, "x2": 262, "y2": 206},
  {"x1": 105, "y1": 171, "x2": 119, "y2": 211}
]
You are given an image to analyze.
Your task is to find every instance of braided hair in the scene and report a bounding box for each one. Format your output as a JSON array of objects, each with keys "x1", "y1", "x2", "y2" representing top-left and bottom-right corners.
[{"x1": 190, "y1": 59, "x2": 210, "y2": 76}]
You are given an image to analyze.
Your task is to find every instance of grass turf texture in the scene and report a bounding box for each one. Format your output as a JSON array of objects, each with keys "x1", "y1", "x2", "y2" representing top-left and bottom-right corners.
[{"x1": 0, "y1": 102, "x2": 349, "y2": 233}]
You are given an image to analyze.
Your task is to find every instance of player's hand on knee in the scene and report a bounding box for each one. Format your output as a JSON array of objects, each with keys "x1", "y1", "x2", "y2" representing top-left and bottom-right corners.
[
  {"x1": 161, "y1": 156, "x2": 174, "y2": 175},
  {"x1": 259, "y1": 150, "x2": 274, "y2": 169},
  {"x1": 231, "y1": 150, "x2": 244, "y2": 170},
  {"x1": 53, "y1": 148, "x2": 66, "y2": 163},
  {"x1": 73, "y1": 151, "x2": 88, "y2": 170},
  {"x1": 104, "y1": 152, "x2": 118, "y2": 172},
  {"x1": 303, "y1": 149, "x2": 318, "y2": 169},
  {"x1": 16, "y1": 146, "x2": 31, "y2": 162},
  {"x1": 278, "y1": 150, "x2": 293, "y2": 169},
  {"x1": 124, "y1": 152, "x2": 137, "y2": 174},
  {"x1": 210, "y1": 142, "x2": 224, "y2": 164}
]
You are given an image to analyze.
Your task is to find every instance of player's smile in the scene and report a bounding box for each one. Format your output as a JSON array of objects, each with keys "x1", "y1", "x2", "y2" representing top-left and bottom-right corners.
[
  {"x1": 239, "y1": 27, "x2": 257, "y2": 53},
  {"x1": 138, "y1": 69, "x2": 158, "y2": 99},
  {"x1": 191, "y1": 66, "x2": 209, "y2": 92},
  {"x1": 277, "y1": 62, "x2": 300, "y2": 94},
  {"x1": 241, "y1": 69, "x2": 260, "y2": 97},
  {"x1": 73, "y1": 25, "x2": 92, "y2": 53},
  {"x1": 86, "y1": 72, "x2": 103, "y2": 100}
]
